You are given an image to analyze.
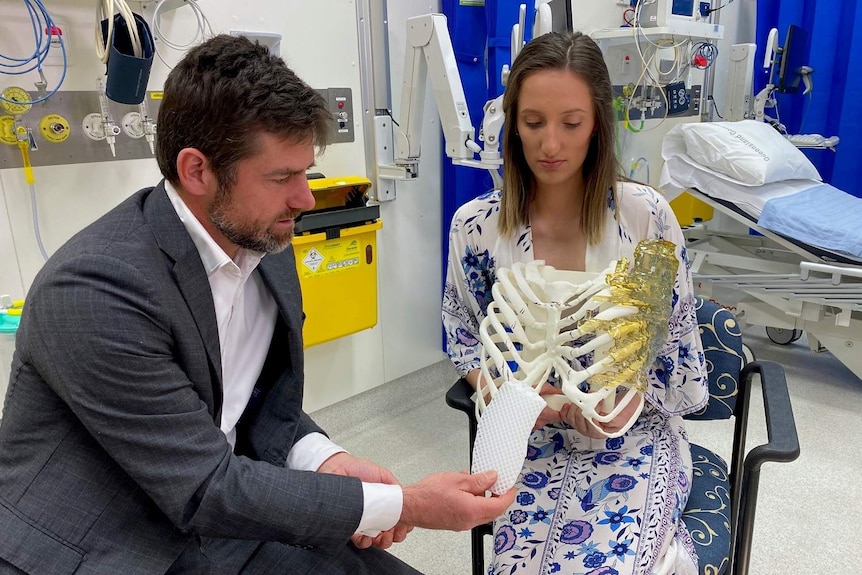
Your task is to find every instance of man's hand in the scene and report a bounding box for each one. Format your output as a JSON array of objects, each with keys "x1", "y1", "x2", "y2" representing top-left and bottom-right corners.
[
  {"x1": 317, "y1": 452, "x2": 413, "y2": 549},
  {"x1": 317, "y1": 451, "x2": 399, "y2": 484},
  {"x1": 351, "y1": 524, "x2": 412, "y2": 551},
  {"x1": 399, "y1": 470, "x2": 516, "y2": 531}
]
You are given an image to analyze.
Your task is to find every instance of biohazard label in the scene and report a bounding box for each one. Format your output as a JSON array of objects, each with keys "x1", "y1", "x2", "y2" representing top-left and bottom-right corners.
[
  {"x1": 299, "y1": 239, "x2": 362, "y2": 278},
  {"x1": 302, "y1": 247, "x2": 324, "y2": 272}
]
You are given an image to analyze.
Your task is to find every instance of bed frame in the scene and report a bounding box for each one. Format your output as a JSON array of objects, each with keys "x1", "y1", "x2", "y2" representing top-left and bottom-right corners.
[{"x1": 682, "y1": 188, "x2": 862, "y2": 381}]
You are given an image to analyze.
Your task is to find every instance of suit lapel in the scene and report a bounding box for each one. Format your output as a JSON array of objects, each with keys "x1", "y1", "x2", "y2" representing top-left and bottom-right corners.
[
  {"x1": 172, "y1": 255, "x2": 223, "y2": 392},
  {"x1": 231, "y1": 249, "x2": 304, "y2": 463},
  {"x1": 257, "y1": 249, "x2": 304, "y2": 369},
  {"x1": 144, "y1": 183, "x2": 224, "y2": 410}
]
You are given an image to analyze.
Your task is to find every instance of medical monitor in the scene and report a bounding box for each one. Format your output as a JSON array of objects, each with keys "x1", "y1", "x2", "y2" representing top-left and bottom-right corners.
[
  {"x1": 777, "y1": 25, "x2": 810, "y2": 94},
  {"x1": 671, "y1": 0, "x2": 697, "y2": 18},
  {"x1": 640, "y1": 0, "x2": 698, "y2": 28}
]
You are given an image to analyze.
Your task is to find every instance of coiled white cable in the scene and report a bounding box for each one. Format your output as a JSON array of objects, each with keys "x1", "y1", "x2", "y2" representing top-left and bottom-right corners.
[
  {"x1": 95, "y1": 0, "x2": 143, "y2": 64},
  {"x1": 152, "y1": 0, "x2": 213, "y2": 69}
]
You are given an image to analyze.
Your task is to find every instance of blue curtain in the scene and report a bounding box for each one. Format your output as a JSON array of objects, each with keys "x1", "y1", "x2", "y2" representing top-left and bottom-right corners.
[
  {"x1": 440, "y1": 0, "x2": 490, "y2": 240},
  {"x1": 756, "y1": 0, "x2": 862, "y2": 197},
  {"x1": 441, "y1": 1, "x2": 523, "y2": 348}
]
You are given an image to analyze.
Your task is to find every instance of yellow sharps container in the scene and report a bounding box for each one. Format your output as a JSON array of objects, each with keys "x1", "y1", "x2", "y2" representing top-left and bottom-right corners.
[
  {"x1": 293, "y1": 176, "x2": 382, "y2": 347},
  {"x1": 669, "y1": 191, "x2": 714, "y2": 227}
]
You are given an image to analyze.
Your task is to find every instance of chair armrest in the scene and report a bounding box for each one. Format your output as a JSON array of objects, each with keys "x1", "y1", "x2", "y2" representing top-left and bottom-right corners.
[
  {"x1": 742, "y1": 360, "x2": 801, "y2": 466},
  {"x1": 730, "y1": 360, "x2": 801, "y2": 575},
  {"x1": 445, "y1": 378, "x2": 478, "y2": 427}
]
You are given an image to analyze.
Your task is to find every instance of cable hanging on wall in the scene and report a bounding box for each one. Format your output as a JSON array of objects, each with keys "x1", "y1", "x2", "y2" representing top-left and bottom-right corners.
[
  {"x1": 0, "y1": 0, "x2": 68, "y2": 106},
  {"x1": 0, "y1": 1, "x2": 69, "y2": 262},
  {"x1": 690, "y1": 42, "x2": 718, "y2": 69},
  {"x1": 150, "y1": 0, "x2": 214, "y2": 70},
  {"x1": 95, "y1": 0, "x2": 156, "y2": 106},
  {"x1": 96, "y1": 0, "x2": 143, "y2": 64}
]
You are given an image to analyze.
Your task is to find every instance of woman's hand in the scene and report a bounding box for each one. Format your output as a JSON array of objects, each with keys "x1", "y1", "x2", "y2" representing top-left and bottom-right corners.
[
  {"x1": 560, "y1": 390, "x2": 643, "y2": 438},
  {"x1": 535, "y1": 383, "x2": 565, "y2": 429}
]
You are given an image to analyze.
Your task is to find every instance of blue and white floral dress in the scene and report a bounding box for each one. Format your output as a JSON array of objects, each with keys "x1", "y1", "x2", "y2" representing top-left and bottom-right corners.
[{"x1": 443, "y1": 181, "x2": 708, "y2": 575}]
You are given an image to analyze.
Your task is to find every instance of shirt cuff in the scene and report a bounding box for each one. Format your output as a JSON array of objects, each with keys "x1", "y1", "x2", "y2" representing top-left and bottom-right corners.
[
  {"x1": 356, "y1": 483, "x2": 403, "y2": 537},
  {"x1": 285, "y1": 432, "x2": 345, "y2": 471},
  {"x1": 287, "y1": 433, "x2": 403, "y2": 536}
]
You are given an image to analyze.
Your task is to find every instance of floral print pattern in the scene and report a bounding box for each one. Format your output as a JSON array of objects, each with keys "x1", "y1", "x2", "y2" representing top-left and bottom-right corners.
[{"x1": 443, "y1": 182, "x2": 707, "y2": 575}]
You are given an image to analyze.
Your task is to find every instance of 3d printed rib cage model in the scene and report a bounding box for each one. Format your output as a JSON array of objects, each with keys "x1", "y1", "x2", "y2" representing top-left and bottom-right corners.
[{"x1": 477, "y1": 239, "x2": 679, "y2": 438}]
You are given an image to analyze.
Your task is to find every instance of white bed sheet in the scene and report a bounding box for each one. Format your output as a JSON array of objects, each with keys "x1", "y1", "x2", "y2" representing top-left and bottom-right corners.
[{"x1": 659, "y1": 154, "x2": 821, "y2": 218}]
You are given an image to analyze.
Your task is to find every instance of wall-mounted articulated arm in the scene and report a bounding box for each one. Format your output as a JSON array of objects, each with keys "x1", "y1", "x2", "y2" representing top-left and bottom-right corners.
[{"x1": 387, "y1": 13, "x2": 502, "y2": 184}]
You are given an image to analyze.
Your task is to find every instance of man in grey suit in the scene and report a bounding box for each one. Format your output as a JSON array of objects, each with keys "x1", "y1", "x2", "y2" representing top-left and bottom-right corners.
[{"x1": 0, "y1": 35, "x2": 514, "y2": 575}]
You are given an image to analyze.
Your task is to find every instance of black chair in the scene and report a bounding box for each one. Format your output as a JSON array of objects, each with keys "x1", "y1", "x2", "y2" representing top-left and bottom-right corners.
[{"x1": 445, "y1": 297, "x2": 800, "y2": 575}]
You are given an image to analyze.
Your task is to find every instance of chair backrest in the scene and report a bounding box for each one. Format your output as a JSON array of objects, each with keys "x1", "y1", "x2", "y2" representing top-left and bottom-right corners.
[{"x1": 685, "y1": 297, "x2": 745, "y2": 421}]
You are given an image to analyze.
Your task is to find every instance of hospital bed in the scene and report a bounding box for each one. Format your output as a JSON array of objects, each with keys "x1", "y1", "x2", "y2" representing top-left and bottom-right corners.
[{"x1": 660, "y1": 148, "x2": 862, "y2": 382}]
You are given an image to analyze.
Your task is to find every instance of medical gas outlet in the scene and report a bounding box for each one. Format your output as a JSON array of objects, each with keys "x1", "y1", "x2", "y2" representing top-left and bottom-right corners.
[
  {"x1": 0, "y1": 116, "x2": 17, "y2": 146},
  {"x1": 121, "y1": 110, "x2": 159, "y2": 154},
  {"x1": 39, "y1": 115, "x2": 71, "y2": 144},
  {"x1": 122, "y1": 112, "x2": 145, "y2": 139},
  {"x1": 82, "y1": 113, "x2": 109, "y2": 142}
]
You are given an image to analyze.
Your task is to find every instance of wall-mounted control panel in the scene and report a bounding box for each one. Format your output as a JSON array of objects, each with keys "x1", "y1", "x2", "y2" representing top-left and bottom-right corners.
[
  {"x1": 0, "y1": 86, "x2": 355, "y2": 170},
  {"x1": 0, "y1": 89, "x2": 162, "y2": 169},
  {"x1": 317, "y1": 87, "x2": 354, "y2": 144},
  {"x1": 613, "y1": 83, "x2": 702, "y2": 122}
]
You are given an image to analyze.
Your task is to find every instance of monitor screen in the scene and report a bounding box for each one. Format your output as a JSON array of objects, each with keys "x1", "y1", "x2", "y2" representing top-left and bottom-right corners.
[
  {"x1": 672, "y1": 0, "x2": 697, "y2": 18},
  {"x1": 778, "y1": 25, "x2": 811, "y2": 94}
]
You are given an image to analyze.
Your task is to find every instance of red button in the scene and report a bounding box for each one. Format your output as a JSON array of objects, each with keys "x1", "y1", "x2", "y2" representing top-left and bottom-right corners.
[{"x1": 337, "y1": 102, "x2": 344, "y2": 109}]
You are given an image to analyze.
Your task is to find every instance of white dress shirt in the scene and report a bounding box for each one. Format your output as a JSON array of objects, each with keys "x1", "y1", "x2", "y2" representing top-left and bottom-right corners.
[{"x1": 164, "y1": 182, "x2": 400, "y2": 536}]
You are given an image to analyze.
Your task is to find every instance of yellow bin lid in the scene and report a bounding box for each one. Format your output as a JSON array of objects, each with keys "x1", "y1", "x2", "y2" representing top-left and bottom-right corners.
[{"x1": 307, "y1": 176, "x2": 372, "y2": 211}]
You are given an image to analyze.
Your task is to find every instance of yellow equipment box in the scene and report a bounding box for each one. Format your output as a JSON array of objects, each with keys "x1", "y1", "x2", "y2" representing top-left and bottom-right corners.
[
  {"x1": 293, "y1": 176, "x2": 381, "y2": 348},
  {"x1": 670, "y1": 191, "x2": 714, "y2": 227}
]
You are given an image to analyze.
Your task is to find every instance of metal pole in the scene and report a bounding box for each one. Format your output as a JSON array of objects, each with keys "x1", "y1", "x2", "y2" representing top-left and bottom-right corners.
[
  {"x1": 701, "y1": 6, "x2": 721, "y2": 121},
  {"x1": 355, "y1": 0, "x2": 393, "y2": 201}
]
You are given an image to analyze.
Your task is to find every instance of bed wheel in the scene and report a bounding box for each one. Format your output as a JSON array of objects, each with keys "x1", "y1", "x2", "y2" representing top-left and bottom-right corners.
[{"x1": 766, "y1": 327, "x2": 802, "y2": 345}]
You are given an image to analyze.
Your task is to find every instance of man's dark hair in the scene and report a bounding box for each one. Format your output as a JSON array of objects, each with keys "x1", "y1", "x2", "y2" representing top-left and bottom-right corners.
[{"x1": 156, "y1": 34, "x2": 332, "y2": 187}]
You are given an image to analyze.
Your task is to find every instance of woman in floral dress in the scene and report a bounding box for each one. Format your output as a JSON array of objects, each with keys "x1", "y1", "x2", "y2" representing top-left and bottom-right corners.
[{"x1": 442, "y1": 32, "x2": 707, "y2": 575}]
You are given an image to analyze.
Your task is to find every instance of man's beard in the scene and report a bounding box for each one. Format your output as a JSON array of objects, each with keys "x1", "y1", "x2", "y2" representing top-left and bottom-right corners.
[{"x1": 208, "y1": 184, "x2": 299, "y2": 254}]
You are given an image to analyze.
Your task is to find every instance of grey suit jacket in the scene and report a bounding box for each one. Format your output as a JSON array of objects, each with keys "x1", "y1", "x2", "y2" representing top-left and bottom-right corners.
[{"x1": 0, "y1": 183, "x2": 364, "y2": 575}]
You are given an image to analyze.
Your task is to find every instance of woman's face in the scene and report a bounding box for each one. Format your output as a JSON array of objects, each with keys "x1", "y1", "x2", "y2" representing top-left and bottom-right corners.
[{"x1": 515, "y1": 68, "x2": 595, "y2": 192}]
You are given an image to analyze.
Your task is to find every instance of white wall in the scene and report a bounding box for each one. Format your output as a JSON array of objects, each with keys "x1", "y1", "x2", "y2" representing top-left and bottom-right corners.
[
  {"x1": 0, "y1": 0, "x2": 447, "y2": 414},
  {"x1": 0, "y1": 0, "x2": 758, "y2": 413},
  {"x1": 374, "y1": 0, "x2": 447, "y2": 382}
]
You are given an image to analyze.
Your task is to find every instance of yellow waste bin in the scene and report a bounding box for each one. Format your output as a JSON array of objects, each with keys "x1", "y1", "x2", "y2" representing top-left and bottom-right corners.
[
  {"x1": 293, "y1": 176, "x2": 382, "y2": 347},
  {"x1": 669, "y1": 191, "x2": 714, "y2": 227}
]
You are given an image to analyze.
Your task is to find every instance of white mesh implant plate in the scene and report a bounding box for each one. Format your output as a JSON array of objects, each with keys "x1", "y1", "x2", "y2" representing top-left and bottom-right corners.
[{"x1": 471, "y1": 381, "x2": 546, "y2": 495}]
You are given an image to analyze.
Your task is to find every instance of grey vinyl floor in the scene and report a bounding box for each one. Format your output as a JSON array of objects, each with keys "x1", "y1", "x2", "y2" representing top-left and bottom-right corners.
[{"x1": 311, "y1": 329, "x2": 862, "y2": 575}]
